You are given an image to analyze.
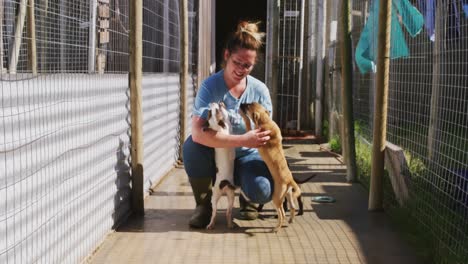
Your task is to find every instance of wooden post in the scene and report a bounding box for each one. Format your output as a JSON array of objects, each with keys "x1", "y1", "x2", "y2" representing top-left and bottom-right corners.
[
  {"x1": 8, "y1": 0, "x2": 28, "y2": 74},
  {"x1": 266, "y1": 0, "x2": 279, "y2": 122},
  {"x1": 97, "y1": 0, "x2": 110, "y2": 74},
  {"x1": 428, "y1": 1, "x2": 445, "y2": 161},
  {"x1": 59, "y1": 0, "x2": 67, "y2": 71},
  {"x1": 0, "y1": 0, "x2": 5, "y2": 73},
  {"x1": 163, "y1": 0, "x2": 170, "y2": 72},
  {"x1": 27, "y1": 0, "x2": 37, "y2": 74},
  {"x1": 296, "y1": 0, "x2": 305, "y2": 131},
  {"x1": 369, "y1": 0, "x2": 392, "y2": 211},
  {"x1": 339, "y1": 0, "x2": 357, "y2": 182},
  {"x1": 88, "y1": 0, "x2": 97, "y2": 73},
  {"x1": 129, "y1": 0, "x2": 144, "y2": 215},
  {"x1": 197, "y1": 1, "x2": 211, "y2": 87},
  {"x1": 315, "y1": 0, "x2": 327, "y2": 136},
  {"x1": 304, "y1": 0, "x2": 317, "y2": 129},
  {"x1": 178, "y1": 0, "x2": 188, "y2": 163},
  {"x1": 326, "y1": 0, "x2": 337, "y2": 141},
  {"x1": 40, "y1": 0, "x2": 48, "y2": 71}
]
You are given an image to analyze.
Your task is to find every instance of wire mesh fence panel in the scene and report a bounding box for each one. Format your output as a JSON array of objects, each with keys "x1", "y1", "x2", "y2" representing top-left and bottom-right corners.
[
  {"x1": 2, "y1": 0, "x2": 88, "y2": 74},
  {"x1": 106, "y1": 0, "x2": 130, "y2": 73},
  {"x1": 276, "y1": 0, "x2": 304, "y2": 130},
  {"x1": 386, "y1": 1, "x2": 468, "y2": 262},
  {"x1": 186, "y1": 0, "x2": 198, "y2": 138},
  {"x1": 0, "y1": 0, "x2": 132, "y2": 263},
  {"x1": 351, "y1": 0, "x2": 374, "y2": 142},
  {"x1": 325, "y1": 0, "x2": 343, "y2": 139},
  {"x1": 349, "y1": 0, "x2": 468, "y2": 263},
  {"x1": 140, "y1": 0, "x2": 182, "y2": 192},
  {"x1": 0, "y1": 0, "x2": 197, "y2": 262}
]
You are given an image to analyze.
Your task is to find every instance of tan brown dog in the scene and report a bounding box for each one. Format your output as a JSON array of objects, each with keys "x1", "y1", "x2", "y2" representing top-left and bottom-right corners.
[{"x1": 239, "y1": 102, "x2": 301, "y2": 232}]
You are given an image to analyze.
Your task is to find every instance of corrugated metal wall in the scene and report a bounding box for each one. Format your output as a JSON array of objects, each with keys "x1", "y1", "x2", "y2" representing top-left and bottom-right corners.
[
  {"x1": 1, "y1": 74, "x2": 131, "y2": 263},
  {"x1": 142, "y1": 75, "x2": 180, "y2": 190},
  {"x1": 0, "y1": 0, "x2": 199, "y2": 262}
]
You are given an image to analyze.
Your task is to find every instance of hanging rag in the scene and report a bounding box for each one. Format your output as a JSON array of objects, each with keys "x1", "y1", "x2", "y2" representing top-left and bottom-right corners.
[
  {"x1": 417, "y1": 0, "x2": 436, "y2": 41},
  {"x1": 463, "y1": 0, "x2": 468, "y2": 17},
  {"x1": 355, "y1": 0, "x2": 424, "y2": 74},
  {"x1": 448, "y1": 0, "x2": 461, "y2": 39},
  {"x1": 417, "y1": 0, "x2": 462, "y2": 41}
]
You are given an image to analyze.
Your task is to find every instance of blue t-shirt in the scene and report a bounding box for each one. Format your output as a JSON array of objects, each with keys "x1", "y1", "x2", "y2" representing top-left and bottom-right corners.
[{"x1": 192, "y1": 70, "x2": 273, "y2": 158}]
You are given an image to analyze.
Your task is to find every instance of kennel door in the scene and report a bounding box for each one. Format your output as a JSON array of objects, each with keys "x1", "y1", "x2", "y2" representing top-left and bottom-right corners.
[{"x1": 276, "y1": 0, "x2": 305, "y2": 131}]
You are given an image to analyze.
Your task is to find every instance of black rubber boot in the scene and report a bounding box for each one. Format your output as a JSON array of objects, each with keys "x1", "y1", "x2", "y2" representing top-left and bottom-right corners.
[
  {"x1": 239, "y1": 195, "x2": 259, "y2": 220},
  {"x1": 188, "y1": 177, "x2": 213, "y2": 228}
]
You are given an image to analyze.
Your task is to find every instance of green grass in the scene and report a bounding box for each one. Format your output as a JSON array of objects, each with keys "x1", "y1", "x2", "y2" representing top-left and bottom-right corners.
[
  {"x1": 388, "y1": 121, "x2": 467, "y2": 170},
  {"x1": 354, "y1": 128, "x2": 468, "y2": 264},
  {"x1": 386, "y1": 179, "x2": 468, "y2": 264},
  {"x1": 355, "y1": 136, "x2": 371, "y2": 188}
]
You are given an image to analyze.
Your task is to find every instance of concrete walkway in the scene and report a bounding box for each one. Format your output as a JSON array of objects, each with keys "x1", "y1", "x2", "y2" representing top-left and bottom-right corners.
[{"x1": 88, "y1": 141, "x2": 420, "y2": 264}]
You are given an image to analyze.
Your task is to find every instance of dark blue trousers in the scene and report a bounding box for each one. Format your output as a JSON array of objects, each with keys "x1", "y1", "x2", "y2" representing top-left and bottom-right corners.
[{"x1": 182, "y1": 135, "x2": 273, "y2": 204}]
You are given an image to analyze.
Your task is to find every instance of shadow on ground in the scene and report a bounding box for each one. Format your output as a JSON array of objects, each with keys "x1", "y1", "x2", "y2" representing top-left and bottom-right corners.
[{"x1": 90, "y1": 142, "x2": 422, "y2": 264}]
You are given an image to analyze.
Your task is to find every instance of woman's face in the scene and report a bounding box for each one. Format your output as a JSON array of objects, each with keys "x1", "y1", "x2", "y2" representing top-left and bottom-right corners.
[{"x1": 224, "y1": 48, "x2": 256, "y2": 83}]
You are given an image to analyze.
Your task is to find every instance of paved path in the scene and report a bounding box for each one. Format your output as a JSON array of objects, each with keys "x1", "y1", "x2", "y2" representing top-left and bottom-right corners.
[{"x1": 88, "y1": 141, "x2": 420, "y2": 264}]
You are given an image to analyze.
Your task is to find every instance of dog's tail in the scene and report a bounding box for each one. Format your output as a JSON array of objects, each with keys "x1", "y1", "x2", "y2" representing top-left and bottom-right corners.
[{"x1": 293, "y1": 173, "x2": 317, "y2": 184}]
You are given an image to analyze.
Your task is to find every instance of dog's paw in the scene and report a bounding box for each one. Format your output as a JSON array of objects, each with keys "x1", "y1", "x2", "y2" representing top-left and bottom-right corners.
[{"x1": 226, "y1": 219, "x2": 234, "y2": 229}]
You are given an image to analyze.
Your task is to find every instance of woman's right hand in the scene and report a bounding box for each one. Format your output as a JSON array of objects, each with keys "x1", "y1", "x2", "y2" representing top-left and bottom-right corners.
[{"x1": 242, "y1": 129, "x2": 271, "y2": 148}]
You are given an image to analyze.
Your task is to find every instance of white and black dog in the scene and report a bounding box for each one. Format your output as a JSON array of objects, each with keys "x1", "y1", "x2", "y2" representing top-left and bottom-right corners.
[{"x1": 205, "y1": 102, "x2": 236, "y2": 229}]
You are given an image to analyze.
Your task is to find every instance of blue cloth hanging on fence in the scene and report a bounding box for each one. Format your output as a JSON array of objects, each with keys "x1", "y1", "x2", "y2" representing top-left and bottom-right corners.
[
  {"x1": 463, "y1": 0, "x2": 468, "y2": 17},
  {"x1": 355, "y1": 0, "x2": 424, "y2": 74},
  {"x1": 417, "y1": 0, "x2": 436, "y2": 41},
  {"x1": 448, "y1": 0, "x2": 461, "y2": 39},
  {"x1": 417, "y1": 0, "x2": 463, "y2": 41}
]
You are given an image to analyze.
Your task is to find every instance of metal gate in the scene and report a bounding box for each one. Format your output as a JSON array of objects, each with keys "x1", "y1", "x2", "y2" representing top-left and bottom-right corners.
[{"x1": 276, "y1": 0, "x2": 305, "y2": 131}]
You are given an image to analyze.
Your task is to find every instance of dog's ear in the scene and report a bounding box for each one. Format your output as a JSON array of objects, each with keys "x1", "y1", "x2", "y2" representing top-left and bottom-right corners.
[
  {"x1": 218, "y1": 120, "x2": 226, "y2": 129},
  {"x1": 253, "y1": 112, "x2": 260, "y2": 123},
  {"x1": 207, "y1": 109, "x2": 212, "y2": 120},
  {"x1": 219, "y1": 101, "x2": 226, "y2": 109},
  {"x1": 202, "y1": 119, "x2": 210, "y2": 131},
  {"x1": 203, "y1": 110, "x2": 212, "y2": 130}
]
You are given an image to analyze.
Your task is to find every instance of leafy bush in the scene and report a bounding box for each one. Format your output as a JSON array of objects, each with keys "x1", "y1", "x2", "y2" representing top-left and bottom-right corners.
[{"x1": 329, "y1": 135, "x2": 342, "y2": 154}]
